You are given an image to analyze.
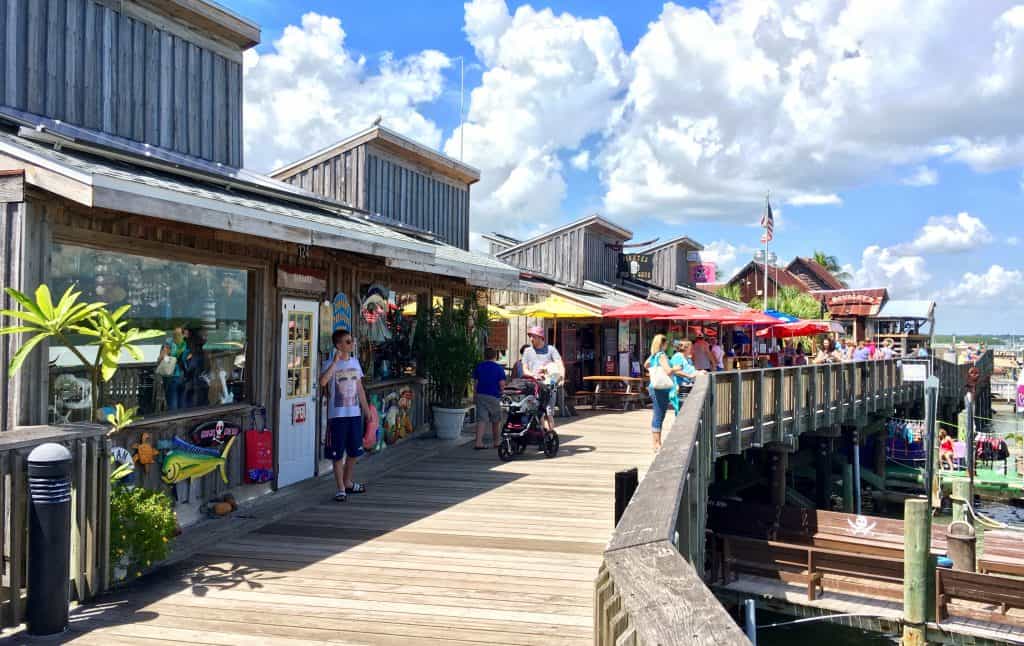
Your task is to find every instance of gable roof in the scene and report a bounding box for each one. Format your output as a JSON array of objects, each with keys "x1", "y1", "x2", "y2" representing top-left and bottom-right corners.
[
  {"x1": 270, "y1": 125, "x2": 481, "y2": 185},
  {"x1": 786, "y1": 257, "x2": 845, "y2": 290},
  {"x1": 875, "y1": 299, "x2": 935, "y2": 320},
  {"x1": 494, "y1": 214, "x2": 632, "y2": 257},
  {"x1": 640, "y1": 235, "x2": 704, "y2": 254},
  {"x1": 727, "y1": 260, "x2": 809, "y2": 291}
]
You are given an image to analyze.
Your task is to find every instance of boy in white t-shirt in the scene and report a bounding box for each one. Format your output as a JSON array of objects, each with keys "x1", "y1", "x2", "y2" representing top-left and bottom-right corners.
[{"x1": 319, "y1": 329, "x2": 370, "y2": 502}]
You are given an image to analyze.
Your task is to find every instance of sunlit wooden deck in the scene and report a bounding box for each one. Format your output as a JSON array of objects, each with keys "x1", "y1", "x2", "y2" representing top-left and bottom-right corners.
[{"x1": 55, "y1": 410, "x2": 658, "y2": 645}]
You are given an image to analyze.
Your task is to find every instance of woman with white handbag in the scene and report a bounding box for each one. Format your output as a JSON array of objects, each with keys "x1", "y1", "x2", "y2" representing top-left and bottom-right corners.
[
  {"x1": 156, "y1": 327, "x2": 188, "y2": 411},
  {"x1": 646, "y1": 334, "x2": 675, "y2": 452}
]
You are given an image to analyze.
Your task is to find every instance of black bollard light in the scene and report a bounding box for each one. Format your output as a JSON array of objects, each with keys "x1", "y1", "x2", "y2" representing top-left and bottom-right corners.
[{"x1": 27, "y1": 442, "x2": 73, "y2": 637}]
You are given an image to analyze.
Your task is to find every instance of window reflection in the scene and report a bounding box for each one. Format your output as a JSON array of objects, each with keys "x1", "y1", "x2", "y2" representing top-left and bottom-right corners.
[{"x1": 48, "y1": 244, "x2": 248, "y2": 422}]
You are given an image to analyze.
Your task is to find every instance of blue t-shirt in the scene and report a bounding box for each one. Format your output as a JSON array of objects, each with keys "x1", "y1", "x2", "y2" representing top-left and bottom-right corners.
[
  {"x1": 853, "y1": 347, "x2": 871, "y2": 361},
  {"x1": 473, "y1": 361, "x2": 506, "y2": 398},
  {"x1": 669, "y1": 352, "x2": 695, "y2": 388}
]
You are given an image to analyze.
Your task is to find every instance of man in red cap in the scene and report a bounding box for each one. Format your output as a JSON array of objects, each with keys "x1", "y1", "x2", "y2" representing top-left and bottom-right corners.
[{"x1": 522, "y1": 326, "x2": 564, "y2": 433}]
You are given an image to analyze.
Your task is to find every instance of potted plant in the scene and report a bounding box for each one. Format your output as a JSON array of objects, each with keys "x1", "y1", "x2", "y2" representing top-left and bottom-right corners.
[{"x1": 415, "y1": 298, "x2": 487, "y2": 440}]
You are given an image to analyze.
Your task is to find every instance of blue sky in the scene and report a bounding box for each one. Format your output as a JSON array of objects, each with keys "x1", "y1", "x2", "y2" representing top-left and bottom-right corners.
[{"x1": 226, "y1": 0, "x2": 1024, "y2": 334}]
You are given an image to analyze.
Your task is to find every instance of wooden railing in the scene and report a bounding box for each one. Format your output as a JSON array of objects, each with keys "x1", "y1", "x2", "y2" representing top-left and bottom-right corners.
[
  {"x1": 0, "y1": 425, "x2": 111, "y2": 629},
  {"x1": 595, "y1": 374, "x2": 749, "y2": 645},
  {"x1": 707, "y1": 359, "x2": 912, "y2": 456}
]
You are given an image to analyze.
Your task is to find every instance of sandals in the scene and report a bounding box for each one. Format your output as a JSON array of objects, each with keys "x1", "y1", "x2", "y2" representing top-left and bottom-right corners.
[
  {"x1": 345, "y1": 482, "x2": 367, "y2": 494},
  {"x1": 333, "y1": 491, "x2": 347, "y2": 502}
]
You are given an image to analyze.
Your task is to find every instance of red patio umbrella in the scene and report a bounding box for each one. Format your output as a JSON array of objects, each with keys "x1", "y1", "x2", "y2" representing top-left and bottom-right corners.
[
  {"x1": 601, "y1": 301, "x2": 674, "y2": 319},
  {"x1": 651, "y1": 305, "x2": 709, "y2": 321},
  {"x1": 755, "y1": 321, "x2": 831, "y2": 339}
]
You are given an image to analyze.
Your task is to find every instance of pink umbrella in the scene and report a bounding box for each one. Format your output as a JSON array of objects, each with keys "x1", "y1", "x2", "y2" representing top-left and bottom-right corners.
[{"x1": 651, "y1": 305, "x2": 709, "y2": 321}]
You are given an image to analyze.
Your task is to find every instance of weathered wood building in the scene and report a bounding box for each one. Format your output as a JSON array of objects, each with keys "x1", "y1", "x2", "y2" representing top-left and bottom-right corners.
[
  {"x1": 272, "y1": 128, "x2": 477, "y2": 250},
  {"x1": 486, "y1": 216, "x2": 744, "y2": 385},
  {"x1": 0, "y1": 0, "x2": 521, "y2": 526},
  {"x1": 786, "y1": 257, "x2": 846, "y2": 291}
]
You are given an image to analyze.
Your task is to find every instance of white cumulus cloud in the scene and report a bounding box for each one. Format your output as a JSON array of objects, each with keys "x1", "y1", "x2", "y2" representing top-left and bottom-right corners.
[
  {"x1": 599, "y1": 1, "x2": 1024, "y2": 221},
  {"x1": 786, "y1": 193, "x2": 842, "y2": 206},
  {"x1": 448, "y1": 0, "x2": 629, "y2": 238},
  {"x1": 570, "y1": 150, "x2": 591, "y2": 171},
  {"x1": 901, "y1": 165, "x2": 938, "y2": 187},
  {"x1": 943, "y1": 265, "x2": 1024, "y2": 302},
  {"x1": 897, "y1": 212, "x2": 993, "y2": 254},
  {"x1": 242, "y1": 13, "x2": 449, "y2": 173},
  {"x1": 850, "y1": 245, "x2": 931, "y2": 296}
]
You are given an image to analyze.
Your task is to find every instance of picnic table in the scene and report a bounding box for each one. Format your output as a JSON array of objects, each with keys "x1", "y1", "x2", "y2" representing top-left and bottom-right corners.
[{"x1": 577, "y1": 376, "x2": 649, "y2": 411}]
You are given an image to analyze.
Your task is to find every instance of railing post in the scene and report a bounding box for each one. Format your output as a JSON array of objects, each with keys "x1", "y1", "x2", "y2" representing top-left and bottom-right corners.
[
  {"x1": 753, "y1": 370, "x2": 765, "y2": 447},
  {"x1": 731, "y1": 373, "x2": 743, "y2": 454},
  {"x1": 774, "y1": 370, "x2": 785, "y2": 444},
  {"x1": 808, "y1": 366, "x2": 819, "y2": 430},
  {"x1": 823, "y1": 365, "x2": 834, "y2": 428},
  {"x1": 793, "y1": 366, "x2": 804, "y2": 438}
]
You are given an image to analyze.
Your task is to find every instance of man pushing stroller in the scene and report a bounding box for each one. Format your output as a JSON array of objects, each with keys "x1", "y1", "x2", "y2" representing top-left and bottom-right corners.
[{"x1": 520, "y1": 326, "x2": 564, "y2": 433}]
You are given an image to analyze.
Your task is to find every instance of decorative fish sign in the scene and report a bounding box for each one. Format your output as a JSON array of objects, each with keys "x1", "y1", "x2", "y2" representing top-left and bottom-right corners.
[{"x1": 161, "y1": 434, "x2": 237, "y2": 485}]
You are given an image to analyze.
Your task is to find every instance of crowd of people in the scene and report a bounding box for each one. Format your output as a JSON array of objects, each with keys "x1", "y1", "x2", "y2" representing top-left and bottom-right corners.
[{"x1": 805, "y1": 337, "x2": 927, "y2": 364}]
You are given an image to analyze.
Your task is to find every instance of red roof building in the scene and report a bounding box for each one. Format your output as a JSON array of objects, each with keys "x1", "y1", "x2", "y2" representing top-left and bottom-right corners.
[
  {"x1": 724, "y1": 260, "x2": 810, "y2": 303},
  {"x1": 786, "y1": 257, "x2": 846, "y2": 291}
]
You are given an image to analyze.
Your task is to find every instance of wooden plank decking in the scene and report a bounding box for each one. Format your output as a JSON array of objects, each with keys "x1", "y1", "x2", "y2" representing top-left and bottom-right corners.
[{"x1": 49, "y1": 410, "x2": 658, "y2": 645}]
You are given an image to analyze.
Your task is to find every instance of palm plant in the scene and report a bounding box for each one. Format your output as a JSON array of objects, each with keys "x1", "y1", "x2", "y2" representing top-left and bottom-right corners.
[
  {"x1": 812, "y1": 250, "x2": 852, "y2": 287},
  {"x1": 755, "y1": 286, "x2": 824, "y2": 320},
  {"x1": 715, "y1": 284, "x2": 744, "y2": 303},
  {"x1": 0, "y1": 285, "x2": 163, "y2": 425}
]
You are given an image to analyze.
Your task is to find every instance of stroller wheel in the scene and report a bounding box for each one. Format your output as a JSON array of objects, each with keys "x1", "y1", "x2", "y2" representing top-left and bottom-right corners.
[
  {"x1": 543, "y1": 431, "x2": 559, "y2": 458},
  {"x1": 514, "y1": 439, "x2": 527, "y2": 455},
  {"x1": 498, "y1": 440, "x2": 513, "y2": 462}
]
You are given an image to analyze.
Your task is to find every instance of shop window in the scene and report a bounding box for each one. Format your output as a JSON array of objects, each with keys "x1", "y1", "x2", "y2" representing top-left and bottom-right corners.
[
  {"x1": 356, "y1": 284, "x2": 419, "y2": 382},
  {"x1": 48, "y1": 243, "x2": 249, "y2": 423}
]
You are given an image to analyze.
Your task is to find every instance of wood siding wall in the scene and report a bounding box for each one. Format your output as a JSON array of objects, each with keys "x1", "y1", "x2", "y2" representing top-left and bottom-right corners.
[
  {"x1": 365, "y1": 152, "x2": 469, "y2": 250},
  {"x1": 499, "y1": 227, "x2": 585, "y2": 287},
  {"x1": 279, "y1": 146, "x2": 471, "y2": 250},
  {"x1": 650, "y1": 244, "x2": 700, "y2": 290},
  {"x1": 583, "y1": 230, "x2": 621, "y2": 285},
  {"x1": 280, "y1": 146, "x2": 366, "y2": 209},
  {"x1": 0, "y1": 0, "x2": 244, "y2": 166}
]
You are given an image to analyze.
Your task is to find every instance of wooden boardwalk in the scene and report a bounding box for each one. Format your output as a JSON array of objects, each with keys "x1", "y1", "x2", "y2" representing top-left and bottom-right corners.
[{"x1": 52, "y1": 411, "x2": 657, "y2": 646}]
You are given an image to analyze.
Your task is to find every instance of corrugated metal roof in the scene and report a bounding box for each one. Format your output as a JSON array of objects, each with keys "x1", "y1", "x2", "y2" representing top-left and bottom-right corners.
[
  {"x1": 875, "y1": 300, "x2": 934, "y2": 320},
  {"x1": 813, "y1": 288, "x2": 887, "y2": 317}
]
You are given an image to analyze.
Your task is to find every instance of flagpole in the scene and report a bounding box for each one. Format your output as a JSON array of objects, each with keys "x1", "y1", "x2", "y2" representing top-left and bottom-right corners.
[{"x1": 763, "y1": 192, "x2": 769, "y2": 312}]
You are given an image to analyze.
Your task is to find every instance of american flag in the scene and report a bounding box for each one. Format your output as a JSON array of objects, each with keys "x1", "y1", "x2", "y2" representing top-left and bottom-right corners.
[{"x1": 760, "y1": 197, "x2": 774, "y2": 243}]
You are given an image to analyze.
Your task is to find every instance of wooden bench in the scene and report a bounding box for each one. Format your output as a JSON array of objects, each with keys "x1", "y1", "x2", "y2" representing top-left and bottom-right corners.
[
  {"x1": 978, "y1": 530, "x2": 1024, "y2": 577},
  {"x1": 937, "y1": 568, "x2": 1024, "y2": 625},
  {"x1": 720, "y1": 534, "x2": 822, "y2": 600},
  {"x1": 719, "y1": 534, "x2": 904, "y2": 600}
]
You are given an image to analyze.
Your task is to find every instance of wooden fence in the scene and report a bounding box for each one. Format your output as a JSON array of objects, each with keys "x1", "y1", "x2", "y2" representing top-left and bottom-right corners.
[{"x1": 0, "y1": 425, "x2": 111, "y2": 629}]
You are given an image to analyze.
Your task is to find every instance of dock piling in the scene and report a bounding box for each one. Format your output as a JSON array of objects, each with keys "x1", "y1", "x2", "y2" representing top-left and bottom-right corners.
[{"x1": 902, "y1": 498, "x2": 931, "y2": 646}]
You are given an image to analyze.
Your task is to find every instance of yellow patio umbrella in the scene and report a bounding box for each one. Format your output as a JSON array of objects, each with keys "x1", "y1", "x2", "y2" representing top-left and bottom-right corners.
[
  {"x1": 515, "y1": 295, "x2": 600, "y2": 341},
  {"x1": 401, "y1": 301, "x2": 516, "y2": 321}
]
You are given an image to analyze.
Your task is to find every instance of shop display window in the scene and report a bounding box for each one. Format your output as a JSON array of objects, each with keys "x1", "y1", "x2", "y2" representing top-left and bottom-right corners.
[
  {"x1": 48, "y1": 243, "x2": 249, "y2": 423},
  {"x1": 356, "y1": 284, "x2": 419, "y2": 382}
]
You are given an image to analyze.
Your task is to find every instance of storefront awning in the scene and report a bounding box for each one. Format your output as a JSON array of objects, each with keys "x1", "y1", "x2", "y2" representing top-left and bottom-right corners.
[{"x1": 0, "y1": 130, "x2": 526, "y2": 291}]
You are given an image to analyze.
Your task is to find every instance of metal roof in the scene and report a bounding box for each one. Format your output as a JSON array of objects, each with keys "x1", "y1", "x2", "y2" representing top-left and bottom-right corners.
[
  {"x1": 875, "y1": 300, "x2": 935, "y2": 320},
  {"x1": 0, "y1": 129, "x2": 522, "y2": 289},
  {"x1": 495, "y1": 214, "x2": 633, "y2": 257}
]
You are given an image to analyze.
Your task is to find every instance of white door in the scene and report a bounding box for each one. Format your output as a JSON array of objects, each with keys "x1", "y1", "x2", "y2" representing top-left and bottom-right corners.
[{"x1": 278, "y1": 298, "x2": 318, "y2": 488}]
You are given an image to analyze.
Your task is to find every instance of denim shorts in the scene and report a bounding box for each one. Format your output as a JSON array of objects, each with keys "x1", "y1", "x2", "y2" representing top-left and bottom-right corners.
[
  {"x1": 324, "y1": 416, "x2": 364, "y2": 461},
  {"x1": 475, "y1": 394, "x2": 502, "y2": 424}
]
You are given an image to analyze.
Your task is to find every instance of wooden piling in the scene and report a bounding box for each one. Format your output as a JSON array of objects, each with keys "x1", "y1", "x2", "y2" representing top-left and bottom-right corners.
[
  {"x1": 770, "y1": 448, "x2": 788, "y2": 508},
  {"x1": 815, "y1": 438, "x2": 831, "y2": 508},
  {"x1": 903, "y1": 498, "x2": 930, "y2": 646},
  {"x1": 843, "y1": 462, "x2": 854, "y2": 513},
  {"x1": 951, "y1": 479, "x2": 971, "y2": 525}
]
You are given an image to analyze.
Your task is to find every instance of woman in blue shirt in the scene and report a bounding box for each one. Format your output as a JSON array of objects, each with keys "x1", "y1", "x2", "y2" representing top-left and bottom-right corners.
[{"x1": 669, "y1": 339, "x2": 699, "y2": 414}]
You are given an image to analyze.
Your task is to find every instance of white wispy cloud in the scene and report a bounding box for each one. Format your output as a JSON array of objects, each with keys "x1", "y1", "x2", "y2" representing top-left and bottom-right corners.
[
  {"x1": 896, "y1": 212, "x2": 993, "y2": 255},
  {"x1": 901, "y1": 165, "x2": 938, "y2": 187}
]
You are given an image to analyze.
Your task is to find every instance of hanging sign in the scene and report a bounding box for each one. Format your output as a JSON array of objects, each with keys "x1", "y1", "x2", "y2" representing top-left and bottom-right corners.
[
  {"x1": 189, "y1": 420, "x2": 242, "y2": 447},
  {"x1": 617, "y1": 253, "x2": 653, "y2": 281},
  {"x1": 277, "y1": 265, "x2": 327, "y2": 292},
  {"x1": 691, "y1": 262, "x2": 717, "y2": 283},
  {"x1": 901, "y1": 362, "x2": 928, "y2": 382}
]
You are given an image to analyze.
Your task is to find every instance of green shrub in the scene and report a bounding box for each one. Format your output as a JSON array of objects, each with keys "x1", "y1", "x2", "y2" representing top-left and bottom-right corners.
[{"x1": 109, "y1": 485, "x2": 176, "y2": 579}]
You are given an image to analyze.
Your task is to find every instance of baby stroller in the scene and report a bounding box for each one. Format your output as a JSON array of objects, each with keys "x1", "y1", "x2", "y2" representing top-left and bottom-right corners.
[{"x1": 498, "y1": 377, "x2": 559, "y2": 461}]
